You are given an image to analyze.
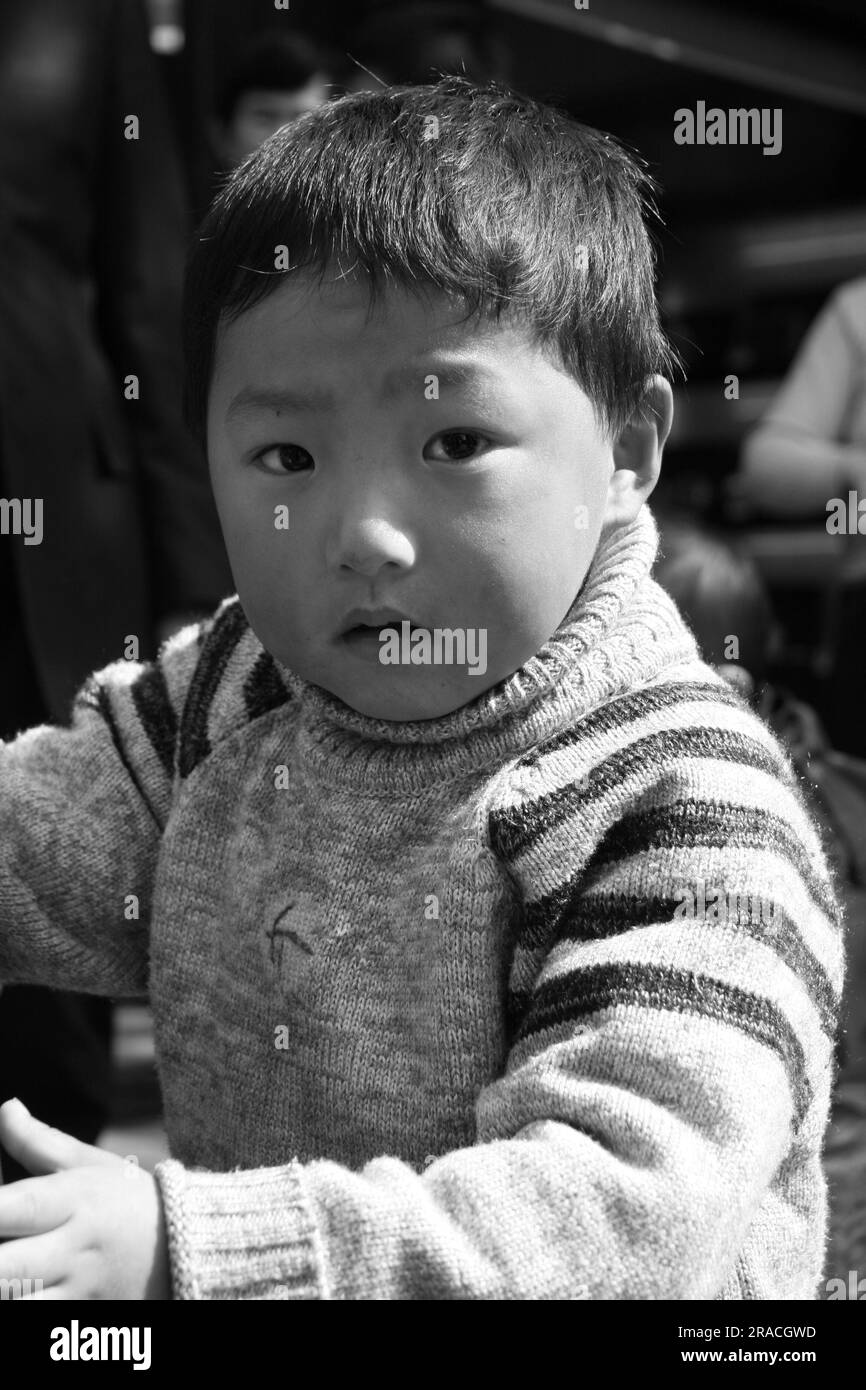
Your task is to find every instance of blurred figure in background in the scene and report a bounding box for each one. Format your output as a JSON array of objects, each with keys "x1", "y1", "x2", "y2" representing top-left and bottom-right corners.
[
  {"x1": 734, "y1": 277, "x2": 866, "y2": 519},
  {"x1": 345, "y1": 0, "x2": 509, "y2": 91},
  {"x1": 0, "y1": 0, "x2": 231, "y2": 1179},
  {"x1": 654, "y1": 525, "x2": 779, "y2": 699},
  {"x1": 653, "y1": 525, "x2": 839, "y2": 859},
  {"x1": 729, "y1": 278, "x2": 866, "y2": 758},
  {"x1": 655, "y1": 526, "x2": 858, "y2": 851},
  {"x1": 210, "y1": 31, "x2": 340, "y2": 173}
]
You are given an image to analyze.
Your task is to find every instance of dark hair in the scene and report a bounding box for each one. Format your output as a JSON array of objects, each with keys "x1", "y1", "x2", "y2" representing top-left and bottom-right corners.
[
  {"x1": 185, "y1": 75, "x2": 681, "y2": 446},
  {"x1": 214, "y1": 31, "x2": 339, "y2": 126}
]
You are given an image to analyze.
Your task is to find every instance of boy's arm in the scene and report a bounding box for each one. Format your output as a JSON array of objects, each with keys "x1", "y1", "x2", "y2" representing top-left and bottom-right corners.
[
  {"x1": 155, "y1": 690, "x2": 845, "y2": 1299},
  {"x1": 0, "y1": 621, "x2": 204, "y2": 997}
]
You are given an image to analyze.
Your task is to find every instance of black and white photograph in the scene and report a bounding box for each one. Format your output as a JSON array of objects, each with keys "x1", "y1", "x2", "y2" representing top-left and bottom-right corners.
[{"x1": 0, "y1": 0, "x2": 864, "y2": 1340}]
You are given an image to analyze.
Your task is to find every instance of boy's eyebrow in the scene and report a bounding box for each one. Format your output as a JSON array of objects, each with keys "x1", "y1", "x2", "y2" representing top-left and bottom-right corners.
[
  {"x1": 225, "y1": 384, "x2": 334, "y2": 420},
  {"x1": 224, "y1": 362, "x2": 501, "y2": 422}
]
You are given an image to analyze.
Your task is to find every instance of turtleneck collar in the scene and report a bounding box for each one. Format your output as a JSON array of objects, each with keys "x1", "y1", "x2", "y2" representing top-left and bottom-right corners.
[{"x1": 272, "y1": 506, "x2": 698, "y2": 792}]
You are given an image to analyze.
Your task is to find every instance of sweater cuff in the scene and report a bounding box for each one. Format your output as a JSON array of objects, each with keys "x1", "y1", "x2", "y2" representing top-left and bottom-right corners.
[{"x1": 155, "y1": 1157, "x2": 327, "y2": 1300}]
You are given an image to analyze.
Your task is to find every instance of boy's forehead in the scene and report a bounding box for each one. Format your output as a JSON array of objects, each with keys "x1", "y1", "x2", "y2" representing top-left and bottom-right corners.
[
  {"x1": 212, "y1": 272, "x2": 552, "y2": 390},
  {"x1": 220, "y1": 271, "x2": 480, "y2": 345}
]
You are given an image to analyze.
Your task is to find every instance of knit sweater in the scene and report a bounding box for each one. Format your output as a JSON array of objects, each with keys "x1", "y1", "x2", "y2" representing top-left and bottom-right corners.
[{"x1": 0, "y1": 506, "x2": 845, "y2": 1300}]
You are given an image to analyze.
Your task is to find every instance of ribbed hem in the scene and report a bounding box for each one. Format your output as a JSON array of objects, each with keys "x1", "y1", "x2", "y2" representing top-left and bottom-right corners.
[{"x1": 156, "y1": 1158, "x2": 327, "y2": 1300}]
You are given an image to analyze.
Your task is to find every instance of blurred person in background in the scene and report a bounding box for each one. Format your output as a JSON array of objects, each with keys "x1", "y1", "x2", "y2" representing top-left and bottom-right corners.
[
  {"x1": 652, "y1": 525, "x2": 835, "y2": 775},
  {"x1": 728, "y1": 277, "x2": 866, "y2": 759},
  {"x1": 733, "y1": 277, "x2": 866, "y2": 518},
  {"x1": 210, "y1": 30, "x2": 341, "y2": 173},
  {"x1": 344, "y1": 0, "x2": 509, "y2": 91},
  {"x1": 0, "y1": 0, "x2": 231, "y2": 1180}
]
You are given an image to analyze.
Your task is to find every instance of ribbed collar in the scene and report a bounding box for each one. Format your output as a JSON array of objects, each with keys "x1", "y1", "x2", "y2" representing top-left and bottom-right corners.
[{"x1": 273, "y1": 506, "x2": 698, "y2": 792}]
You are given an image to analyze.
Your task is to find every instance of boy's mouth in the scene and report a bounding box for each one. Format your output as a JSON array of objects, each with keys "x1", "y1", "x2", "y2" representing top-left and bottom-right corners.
[
  {"x1": 338, "y1": 607, "x2": 417, "y2": 638},
  {"x1": 338, "y1": 608, "x2": 430, "y2": 663}
]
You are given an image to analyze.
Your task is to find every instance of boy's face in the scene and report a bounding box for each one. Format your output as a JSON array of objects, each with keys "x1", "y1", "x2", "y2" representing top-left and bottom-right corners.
[{"x1": 207, "y1": 274, "x2": 627, "y2": 721}]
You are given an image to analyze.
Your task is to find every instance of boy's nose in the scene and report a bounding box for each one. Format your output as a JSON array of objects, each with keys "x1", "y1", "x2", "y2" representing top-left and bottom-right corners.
[{"x1": 327, "y1": 516, "x2": 416, "y2": 577}]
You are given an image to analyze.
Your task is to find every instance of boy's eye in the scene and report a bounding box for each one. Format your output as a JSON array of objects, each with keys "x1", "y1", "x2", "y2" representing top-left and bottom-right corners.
[
  {"x1": 254, "y1": 443, "x2": 314, "y2": 474},
  {"x1": 424, "y1": 430, "x2": 489, "y2": 463}
]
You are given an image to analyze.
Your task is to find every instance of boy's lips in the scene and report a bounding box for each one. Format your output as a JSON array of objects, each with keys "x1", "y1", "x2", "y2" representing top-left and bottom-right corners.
[
  {"x1": 337, "y1": 606, "x2": 418, "y2": 638},
  {"x1": 337, "y1": 607, "x2": 430, "y2": 664}
]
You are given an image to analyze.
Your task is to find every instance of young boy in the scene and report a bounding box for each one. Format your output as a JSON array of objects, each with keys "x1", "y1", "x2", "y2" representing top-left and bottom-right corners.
[{"x1": 0, "y1": 77, "x2": 845, "y2": 1300}]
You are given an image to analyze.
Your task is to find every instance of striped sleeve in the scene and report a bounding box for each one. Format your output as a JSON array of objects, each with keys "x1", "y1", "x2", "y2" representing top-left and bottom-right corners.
[
  {"x1": 479, "y1": 674, "x2": 846, "y2": 1297},
  {"x1": 0, "y1": 597, "x2": 273, "y2": 996}
]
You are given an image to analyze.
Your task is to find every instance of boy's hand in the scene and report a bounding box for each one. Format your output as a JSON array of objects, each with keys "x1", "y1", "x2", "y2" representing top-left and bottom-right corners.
[{"x1": 0, "y1": 1099, "x2": 170, "y2": 1299}]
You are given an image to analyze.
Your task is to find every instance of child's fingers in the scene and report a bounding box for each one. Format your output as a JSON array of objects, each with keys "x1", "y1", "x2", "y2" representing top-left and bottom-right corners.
[
  {"x1": 0, "y1": 1173, "x2": 73, "y2": 1238},
  {"x1": 0, "y1": 1229, "x2": 68, "y2": 1290},
  {"x1": 0, "y1": 1098, "x2": 122, "y2": 1176}
]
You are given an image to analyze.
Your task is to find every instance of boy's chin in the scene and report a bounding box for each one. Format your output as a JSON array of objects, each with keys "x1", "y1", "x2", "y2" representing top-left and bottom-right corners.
[{"x1": 325, "y1": 670, "x2": 497, "y2": 724}]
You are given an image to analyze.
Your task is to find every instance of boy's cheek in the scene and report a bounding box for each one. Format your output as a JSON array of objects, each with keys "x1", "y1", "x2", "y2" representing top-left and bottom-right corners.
[
  {"x1": 216, "y1": 525, "x2": 305, "y2": 649},
  {"x1": 218, "y1": 498, "x2": 294, "y2": 575},
  {"x1": 239, "y1": 592, "x2": 306, "y2": 670}
]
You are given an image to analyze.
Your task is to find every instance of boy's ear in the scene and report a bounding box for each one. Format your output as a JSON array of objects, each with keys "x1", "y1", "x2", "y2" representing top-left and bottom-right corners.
[{"x1": 603, "y1": 376, "x2": 674, "y2": 528}]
